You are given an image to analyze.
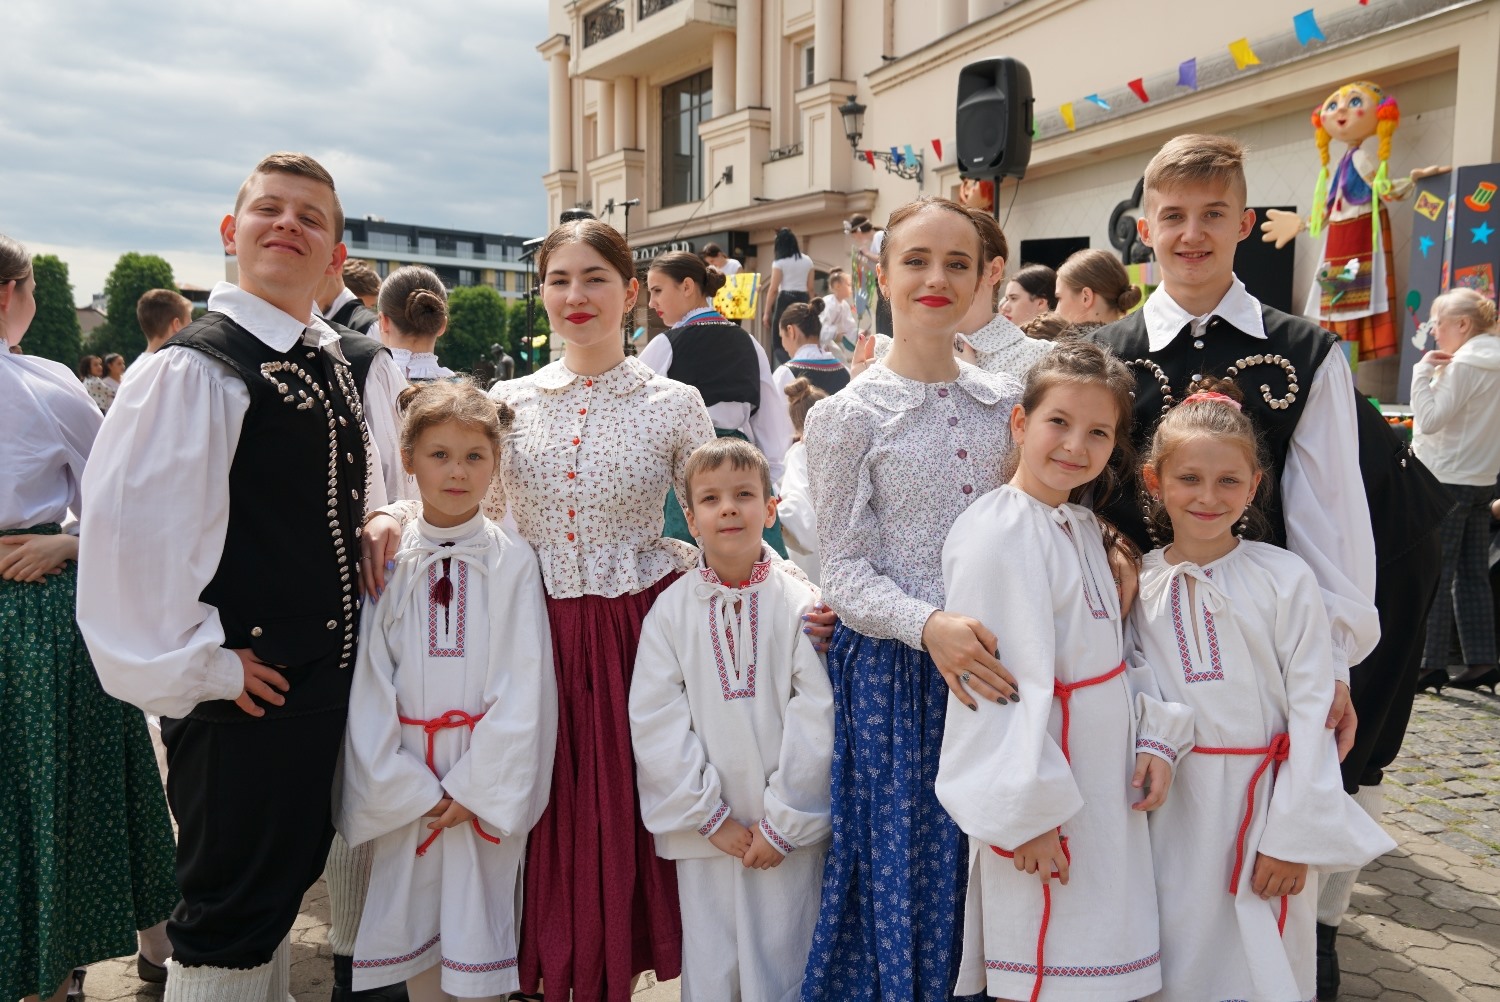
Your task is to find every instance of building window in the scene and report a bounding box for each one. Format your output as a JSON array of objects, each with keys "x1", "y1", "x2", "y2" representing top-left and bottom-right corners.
[
  {"x1": 661, "y1": 69, "x2": 712, "y2": 207},
  {"x1": 797, "y1": 41, "x2": 815, "y2": 89}
]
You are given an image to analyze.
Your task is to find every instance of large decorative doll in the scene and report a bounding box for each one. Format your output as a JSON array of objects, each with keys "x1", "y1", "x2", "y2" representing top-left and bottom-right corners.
[{"x1": 1262, "y1": 80, "x2": 1443, "y2": 361}]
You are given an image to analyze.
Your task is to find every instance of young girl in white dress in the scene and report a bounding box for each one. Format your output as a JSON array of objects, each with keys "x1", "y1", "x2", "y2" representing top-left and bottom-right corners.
[
  {"x1": 1131, "y1": 380, "x2": 1394, "y2": 1002},
  {"x1": 936, "y1": 340, "x2": 1192, "y2": 1002},
  {"x1": 339, "y1": 380, "x2": 557, "y2": 1002}
]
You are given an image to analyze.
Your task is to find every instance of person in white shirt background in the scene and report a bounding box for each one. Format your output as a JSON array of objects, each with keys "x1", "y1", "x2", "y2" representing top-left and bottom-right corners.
[
  {"x1": 1411, "y1": 287, "x2": 1500, "y2": 692},
  {"x1": 700, "y1": 242, "x2": 741, "y2": 277},
  {"x1": 0, "y1": 230, "x2": 178, "y2": 1002},
  {"x1": 819, "y1": 267, "x2": 860, "y2": 359},
  {"x1": 776, "y1": 377, "x2": 828, "y2": 586},
  {"x1": 998, "y1": 263, "x2": 1058, "y2": 329},
  {"x1": 762, "y1": 227, "x2": 815, "y2": 365}
]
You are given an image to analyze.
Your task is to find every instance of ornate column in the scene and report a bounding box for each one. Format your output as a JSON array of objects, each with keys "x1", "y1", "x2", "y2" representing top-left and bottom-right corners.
[
  {"x1": 813, "y1": 0, "x2": 842, "y2": 82},
  {"x1": 736, "y1": 0, "x2": 762, "y2": 109}
]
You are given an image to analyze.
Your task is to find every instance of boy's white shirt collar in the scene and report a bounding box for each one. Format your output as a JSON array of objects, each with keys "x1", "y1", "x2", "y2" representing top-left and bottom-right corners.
[
  {"x1": 320, "y1": 285, "x2": 360, "y2": 320},
  {"x1": 1143, "y1": 276, "x2": 1266, "y2": 352},
  {"x1": 207, "y1": 280, "x2": 348, "y2": 363}
]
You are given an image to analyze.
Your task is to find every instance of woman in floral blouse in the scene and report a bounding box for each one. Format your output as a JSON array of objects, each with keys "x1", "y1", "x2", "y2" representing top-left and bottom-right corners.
[{"x1": 800, "y1": 197, "x2": 1021, "y2": 1002}]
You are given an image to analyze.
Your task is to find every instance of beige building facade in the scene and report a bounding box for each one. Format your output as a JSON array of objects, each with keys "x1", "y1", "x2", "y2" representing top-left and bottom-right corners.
[{"x1": 541, "y1": 0, "x2": 1500, "y2": 390}]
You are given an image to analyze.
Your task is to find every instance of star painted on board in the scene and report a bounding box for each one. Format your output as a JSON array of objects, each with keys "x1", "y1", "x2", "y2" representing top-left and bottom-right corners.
[
  {"x1": 1474, "y1": 222, "x2": 1495, "y2": 245},
  {"x1": 1419, "y1": 235, "x2": 1435, "y2": 257}
]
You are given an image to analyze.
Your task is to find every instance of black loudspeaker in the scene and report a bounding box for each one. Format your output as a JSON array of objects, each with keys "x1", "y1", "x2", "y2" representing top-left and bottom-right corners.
[
  {"x1": 1234, "y1": 207, "x2": 1297, "y2": 314},
  {"x1": 956, "y1": 58, "x2": 1034, "y2": 180}
]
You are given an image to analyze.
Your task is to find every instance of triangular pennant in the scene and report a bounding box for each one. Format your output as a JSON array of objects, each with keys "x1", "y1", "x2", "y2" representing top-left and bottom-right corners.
[
  {"x1": 864, "y1": 150, "x2": 876, "y2": 168},
  {"x1": 891, "y1": 146, "x2": 902, "y2": 165},
  {"x1": 903, "y1": 144, "x2": 916, "y2": 165},
  {"x1": 1127, "y1": 78, "x2": 1149, "y2": 103},
  {"x1": 1293, "y1": 9, "x2": 1325, "y2": 45},
  {"x1": 1060, "y1": 102, "x2": 1076, "y2": 131},
  {"x1": 1177, "y1": 58, "x2": 1198, "y2": 90},
  {"x1": 1084, "y1": 94, "x2": 1111, "y2": 111},
  {"x1": 932, "y1": 138, "x2": 943, "y2": 161}
]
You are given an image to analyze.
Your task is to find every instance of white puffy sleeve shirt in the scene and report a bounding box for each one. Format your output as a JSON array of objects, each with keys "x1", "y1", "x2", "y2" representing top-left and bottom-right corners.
[
  {"x1": 0, "y1": 353, "x2": 103, "y2": 531},
  {"x1": 802, "y1": 362, "x2": 1021, "y2": 648}
]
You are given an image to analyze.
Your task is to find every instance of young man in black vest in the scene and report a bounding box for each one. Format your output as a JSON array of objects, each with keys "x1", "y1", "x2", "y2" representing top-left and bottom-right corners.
[
  {"x1": 1094, "y1": 133, "x2": 1441, "y2": 1000},
  {"x1": 79, "y1": 153, "x2": 406, "y2": 1002},
  {"x1": 317, "y1": 261, "x2": 380, "y2": 334}
]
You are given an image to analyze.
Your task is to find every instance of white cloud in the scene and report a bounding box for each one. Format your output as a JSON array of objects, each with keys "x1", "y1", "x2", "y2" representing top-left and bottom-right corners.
[{"x1": 1, "y1": 0, "x2": 550, "y2": 304}]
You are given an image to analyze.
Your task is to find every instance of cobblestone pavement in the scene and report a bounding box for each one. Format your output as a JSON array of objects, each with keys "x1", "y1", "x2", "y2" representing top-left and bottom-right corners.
[{"x1": 72, "y1": 687, "x2": 1500, "y2": 1001}]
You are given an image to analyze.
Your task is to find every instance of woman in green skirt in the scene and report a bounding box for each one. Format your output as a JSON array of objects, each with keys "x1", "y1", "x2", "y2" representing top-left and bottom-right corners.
[{"x1": 0, "y1": 233, "x2": 178, "y2": 1001}]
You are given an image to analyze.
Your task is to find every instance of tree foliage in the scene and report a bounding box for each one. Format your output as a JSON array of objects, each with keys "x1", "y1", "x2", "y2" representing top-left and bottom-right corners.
[
  {"x1": 441, "y1": 285, "x2": 512, "y2": 375},
  {"x1": 25, "y1": 254, "x2": 83, "y2": 366},
  {"x1": 92, "y1": 253, "x2": 176, "y2": 360}
]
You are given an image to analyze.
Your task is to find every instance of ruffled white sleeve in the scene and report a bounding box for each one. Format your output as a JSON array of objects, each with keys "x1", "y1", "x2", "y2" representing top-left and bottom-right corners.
[
  {"x1": 935, "y1": 498, "x2": 1083, "y2": 849},
  {"x1": 1124, "y1": 619, "x2": 1195, "y2": 769},
  {"x1": 629, "y1": 591, "x2": 731, "y2": 838},
  {"x1": 338, "y1": 560, "x2": 447, "y2": 847},
  {"x1": 759, "y1": 582, "x2": 834, "y2": 853},
  {"x1": 77, "y1": 349, "x2": 249, "y2": 718},
  {"x1": 1282, "y1": 350, "x2": 1379, "y2": 679},
  {"x1": 440, "y1": 530, "x2": 558, "y2": 835},
  {"x1": 1257, "y1": 558, "x2": 1395, "y2": 869}
]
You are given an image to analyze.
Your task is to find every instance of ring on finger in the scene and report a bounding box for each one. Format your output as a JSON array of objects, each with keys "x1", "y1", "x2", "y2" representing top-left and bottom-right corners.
[{"x1": 959, "y1": 671, "x2": 971, "y2": 684}]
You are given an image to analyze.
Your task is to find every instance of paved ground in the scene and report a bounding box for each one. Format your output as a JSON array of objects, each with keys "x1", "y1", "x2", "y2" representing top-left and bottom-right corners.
[{"x1": 76, "y1": 686, "x2": 1500, "y2": 1001}]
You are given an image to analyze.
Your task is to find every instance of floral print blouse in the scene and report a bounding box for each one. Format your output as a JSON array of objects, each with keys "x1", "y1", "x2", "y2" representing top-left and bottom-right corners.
[{"x1": 803, "y1": 361, "x2": 1021, "y2": 648}]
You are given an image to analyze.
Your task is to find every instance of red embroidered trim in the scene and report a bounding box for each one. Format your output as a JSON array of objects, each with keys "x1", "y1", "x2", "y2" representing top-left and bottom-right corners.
[
  {"x1": 426, "y1": 560, "x2": 467, "y2": 658},
  {"x1": 353, "y1": 933, "x2": 441, "y2": 968},
  {"x1": 759, "y1": 818, "x2": 796, "y2": 854}
]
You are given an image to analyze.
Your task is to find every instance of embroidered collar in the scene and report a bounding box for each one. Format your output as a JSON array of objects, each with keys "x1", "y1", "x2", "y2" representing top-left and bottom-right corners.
[
  {"x1": 676, "y1": 306, "x2": 727, "y2": 326},
  {"x1": 854, "y1": 359, "x2": 1019, "y2": 413},
  {"x1": 530, "y1": 355, "x2": 655, "y2": 396},
  {"x1": 1143, "y1": 277, "x2": 1265, "y2": 352},
  {"x1": 962, "y1": 313, "x2": 1028, "y2": 356},
  {"x1": 391, "y1": 348, "x2": 453, "y2": 381},
  {"x1": 696, "y1": 542, "x2": 777, "y2": 588},
  {"x1": 208, "y1": 281, "x2": 347, "y2": 362}
]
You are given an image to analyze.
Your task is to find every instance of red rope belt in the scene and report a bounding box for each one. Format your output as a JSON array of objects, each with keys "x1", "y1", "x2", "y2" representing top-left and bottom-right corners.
[
  {"x1": 397, "y1": 708, "x2": 502, "y2": 856},
  {"x1": 1193, "y1": 733, "x2": 1291, "y2": 934},
  {"x1": 989, "y1": 660, "x2": 1127, "y2": 1002}
]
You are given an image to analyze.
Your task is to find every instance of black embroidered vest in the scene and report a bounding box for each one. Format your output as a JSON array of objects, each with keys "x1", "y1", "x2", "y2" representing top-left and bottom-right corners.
[
  {"x1": 327, "y1": 298, "x2": 380, "y2": 335},
  {"x1": 783, "y1": 359, "x2": 851, "y2": 397},
  {"x1": 1093, "y1": 306, "x2": 1337, "y2": 551},
  {"x1": 666, "y1": 321, "x2": 762, "y2": 415},
  {"x1": 163, "y1": 313, "x2": 387, "y2": 720}
]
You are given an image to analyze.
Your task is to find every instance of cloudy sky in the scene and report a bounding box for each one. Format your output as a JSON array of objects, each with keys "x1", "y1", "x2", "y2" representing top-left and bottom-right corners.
[{"x1": 1, "y1": 0, "x2": 551, "y2": 305}]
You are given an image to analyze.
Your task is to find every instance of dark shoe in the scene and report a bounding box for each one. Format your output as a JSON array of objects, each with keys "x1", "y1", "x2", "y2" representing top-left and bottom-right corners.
[
  {"x1": 136, "y1": 953, "x2": 168, "y2": 985},
  {"x1": 1416, "y1": 667, "x2": 1449, "y2": 693},
  {"x1": 1450, "y1": 667, "x2": 1500, "y2": 693},
  {"x1": 1316, "y1": 921, "x2": 1340, "y2": 1000},
  {"x1": 67, "y1": 968, "x2": 86, "y2": 1000},
  {"x1": 332, "y1": 955, "x2": 410, "y2": 1002}
]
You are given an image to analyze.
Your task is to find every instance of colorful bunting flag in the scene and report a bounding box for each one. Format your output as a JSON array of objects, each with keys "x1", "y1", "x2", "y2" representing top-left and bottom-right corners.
[
  {"x1": 1178, "y1": 58, "x2": 1198, "y2": 90},
  {"x1": 932, "y1": 138, "x2": 943, "y2": 161},
  {"x1": 891, "y1": 146, "x2": 902, "y2": 165},
  {"x1": 1084, "y1": 94, "x2": 1110, "y2": 111},
  {"x1": 1293, "y1": 9, "x2": 1325, "y2": 45},
  {"x1": 903, "y1": 144, "x2": 916, "y2": 165},
  {"x1": 864, "y1": 150, "x2": 876, "y2": 168},
  {"x1": 1060, "y1": 102, "x2": 1076, "y2": 131},
  {"x1": 1229, "y1": 38, "x2": 1261, "y2": 70},
  {"x1": 1128, "y1": 78, "x2": 1150, "y2": 103}
]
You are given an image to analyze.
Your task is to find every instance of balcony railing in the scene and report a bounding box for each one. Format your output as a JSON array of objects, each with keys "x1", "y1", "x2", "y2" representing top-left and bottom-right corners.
[
  {"x1": 768, "y1": 142, "x2": 803, "y2": 162},
  {"x1": 639, "y1": 0, "x2": 681, "y2": 17},
  {"x1": 584, "y1": 1, "x2": 625, "y2": 46}
]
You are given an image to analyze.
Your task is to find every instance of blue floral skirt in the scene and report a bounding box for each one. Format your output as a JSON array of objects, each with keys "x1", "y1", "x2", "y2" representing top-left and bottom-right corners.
[{"x1": 801, "y1": 626, "x2": 981, "y2": 1002}]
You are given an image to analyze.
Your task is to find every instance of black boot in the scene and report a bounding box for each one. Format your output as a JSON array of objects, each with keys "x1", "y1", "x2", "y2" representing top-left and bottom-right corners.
[
  {"x1": 332, "y1": 955, "x2": 410, "y2": 1002},
  {"x1": 1316, "y1": 921, "x2": 1341, "y2": 1000}
]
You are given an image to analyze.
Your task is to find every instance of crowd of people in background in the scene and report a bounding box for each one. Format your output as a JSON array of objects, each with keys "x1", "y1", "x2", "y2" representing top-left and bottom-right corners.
[{"x1": 7, "y1": 127, "x2": 1500, "y2": 1002}]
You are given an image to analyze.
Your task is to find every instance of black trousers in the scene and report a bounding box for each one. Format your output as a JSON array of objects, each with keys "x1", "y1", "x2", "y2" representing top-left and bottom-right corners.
[
  {"x1": 160, "y1": 704, "x2": 348, "y2": 968},
  {"x1": 1340, "y1": 525, "x2": 1443, "y2": 792}
]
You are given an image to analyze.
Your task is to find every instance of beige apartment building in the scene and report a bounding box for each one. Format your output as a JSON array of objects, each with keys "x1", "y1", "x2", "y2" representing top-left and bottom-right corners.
[{"x1": 540, "y1": 0, "x2": 1500, "y2": 385}]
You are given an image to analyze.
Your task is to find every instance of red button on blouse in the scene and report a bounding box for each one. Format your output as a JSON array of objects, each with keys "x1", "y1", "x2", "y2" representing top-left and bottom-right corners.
[
  {"x1": 566, "y1": 532, "x2": 575, "y2": 541},
  {"x1": 579, "y1": 408, "x2": 588, "y2": 415},
  {"x1": 572, "y1": 437, "x2": 580, "y2": 445},
  {"x1": 567, "y1": 471, "x2": 576, "y2": 479}
]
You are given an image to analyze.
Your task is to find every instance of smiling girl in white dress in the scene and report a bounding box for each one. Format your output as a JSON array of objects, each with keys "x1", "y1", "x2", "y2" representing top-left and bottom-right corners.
[
  {"x1": 339, "y1": 380, "x2": 557, "y2": 1002},
  {"x1": 1131, "y1": 379, "x2": 1393, "y2": 1002},
  {"x1": 936, "y1": 340, "x2": 1192, "y2": 1002}
]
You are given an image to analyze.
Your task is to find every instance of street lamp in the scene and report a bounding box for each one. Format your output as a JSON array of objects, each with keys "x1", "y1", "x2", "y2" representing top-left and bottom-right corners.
[{"x1": 840, "y1": 94, "x2": 922, "y2": 183}]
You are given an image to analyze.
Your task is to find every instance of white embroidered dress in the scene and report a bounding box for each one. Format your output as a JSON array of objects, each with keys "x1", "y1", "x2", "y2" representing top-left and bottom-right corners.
[
  {"x1": 338, "y1": 512, "x2": 557, "y2": 996},
  {"x1": 936, "y1": 486, "x2": 1191, "y2": 1001},
  {"x1": 630, "y1": 546, "x2": 834, "y2": 1002},
  {"x1": 1133, "y1": 541, "x2": 1394, "y2": 1002}
]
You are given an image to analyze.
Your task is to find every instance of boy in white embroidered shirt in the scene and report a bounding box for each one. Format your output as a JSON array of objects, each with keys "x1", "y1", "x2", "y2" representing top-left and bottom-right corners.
[{"x1": 630, "y1": 438, "x2": 835, "y2": 1002}]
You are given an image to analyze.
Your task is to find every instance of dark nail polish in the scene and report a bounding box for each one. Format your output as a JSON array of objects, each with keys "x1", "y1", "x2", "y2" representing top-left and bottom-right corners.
[
  {"x1": 969, "y1": 702, "x2": 978, "y2": 712},
  {"x1": 1009, "y1": 693, "x2": 1021, "y2": 703}
]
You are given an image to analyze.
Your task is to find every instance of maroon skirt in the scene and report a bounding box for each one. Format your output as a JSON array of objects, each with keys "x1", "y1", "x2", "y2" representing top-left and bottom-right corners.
[{"x1": 518, "y1": 573, "x2": 683, "y2": 1000}]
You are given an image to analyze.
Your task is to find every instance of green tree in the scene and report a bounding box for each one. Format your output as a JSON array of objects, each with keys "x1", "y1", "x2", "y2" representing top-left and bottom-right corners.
[
  {"x1": 94, "y1": 253, "x2": 176, "y2": 360},
  {"x1": 25, "y1": 255, "x2": 84, "y2": 366},
  {"x1": 442, "y1": 284, "x2": 511, "y2": 375}
]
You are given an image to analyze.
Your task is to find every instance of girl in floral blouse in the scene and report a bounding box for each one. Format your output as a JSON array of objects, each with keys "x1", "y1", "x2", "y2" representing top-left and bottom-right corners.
[{"x1": 800, "y1": 196, "x2": 1022, "y2": 1002}]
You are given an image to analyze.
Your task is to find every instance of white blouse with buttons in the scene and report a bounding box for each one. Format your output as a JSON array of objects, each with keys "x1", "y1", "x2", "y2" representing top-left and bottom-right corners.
[
  {"x1": 803, "y1": 361, "x2": 1022, "y2": 649},
  {"x1": 480, "y1": 356, "x2": 716, "y2": 599}
]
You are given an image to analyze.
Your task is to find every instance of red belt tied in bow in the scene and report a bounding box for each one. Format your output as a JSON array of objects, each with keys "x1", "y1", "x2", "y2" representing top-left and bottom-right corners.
[
  {"x1": 989, "y1": 660, "x2": 1126, "y2": 1002},
  {"x1": 1193, "y1": 732, "x2": 1291, "y2": 933},
  {"x1": 398, "y1": 708, "x2": 502, "y2": 856}
]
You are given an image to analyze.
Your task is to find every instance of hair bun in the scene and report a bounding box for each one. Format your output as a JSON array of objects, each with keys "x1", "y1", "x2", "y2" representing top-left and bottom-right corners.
[
  {"x1": 403, "y1": 287, "x2": 448, "y2": 337},
  {"x1": 783, "y1": 377, "x2": 813, "y2": 405},
  {"x1": 397, "y1": 383, "x2": 425, "y2": 414},
  {"x1": 1116, "y1": 285, "x2": 1143, "y2": 313},
  {"x1": 810, "y1": 297, "x2": 825, "y2": 318},
  {"x1": 494, "y1": 399, "x2": 516, "y2": 430},
  {"x1": 703, "y1": 265, "x2": 727, "y2": 298}
]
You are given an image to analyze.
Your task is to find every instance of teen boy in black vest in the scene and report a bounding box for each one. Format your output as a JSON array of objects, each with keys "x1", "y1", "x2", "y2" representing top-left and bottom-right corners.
[
  {"x1": 79, "y1": 153, "x2": 405, "y2": 1002},
  {"x1": 1093, "y1": 134, "x2": 1441, "y2": 1000}
]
